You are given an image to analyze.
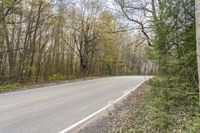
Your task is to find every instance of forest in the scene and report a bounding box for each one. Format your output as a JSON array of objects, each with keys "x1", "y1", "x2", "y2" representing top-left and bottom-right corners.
[
  {"x1": 113, "y1": 0, "x2": 200, "y2": 132},
  {"x1": 0, "y1": 0, "x2": 157, "y2": 85},
  {"x1": 0, "y1": 0, "x2": 200, "y2": 132}
]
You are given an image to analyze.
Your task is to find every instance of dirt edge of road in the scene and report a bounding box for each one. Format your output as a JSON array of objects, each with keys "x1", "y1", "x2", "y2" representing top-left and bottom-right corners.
[{"x1": 71, "y1": 81, "x2": 151, "y2": 133}]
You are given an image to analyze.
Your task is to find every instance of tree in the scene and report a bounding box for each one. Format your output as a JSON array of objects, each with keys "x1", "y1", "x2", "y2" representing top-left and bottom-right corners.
[
  {"x1": 0, "y1": 0, "x2": 153, "y2": 85},
  {"x1": 114, "y1": 0, "x2": 157, "y2": 46},
  {"x1": 195, "y1": 0, "x2": 200, "y2": 99}
]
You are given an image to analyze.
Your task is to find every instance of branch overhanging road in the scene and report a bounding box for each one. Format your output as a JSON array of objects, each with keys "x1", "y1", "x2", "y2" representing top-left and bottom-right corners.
[{"x1": 0, "y1": 76, "x2": 151, "y2": 133}]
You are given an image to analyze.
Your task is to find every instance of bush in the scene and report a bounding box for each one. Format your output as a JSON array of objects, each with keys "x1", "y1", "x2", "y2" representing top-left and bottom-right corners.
[
  {"x1": 149, "y1": 77, "x2": 198, "y2": 132},
  {"x1": 149, "y1": 76, "x2": 168, "y2": 87},
  {"x1": 0, "y1": 83, "x2": 21, "y2": 93},
  {"x1": 125, "y1": 76, "x2": 199, "y2": 133}
]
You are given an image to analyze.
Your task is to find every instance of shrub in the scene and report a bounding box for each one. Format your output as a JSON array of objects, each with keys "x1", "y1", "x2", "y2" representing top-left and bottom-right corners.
[
  {"x1": 126, "y1": 77, "x2": 199, "y2": 133},
  {"x1": 0, "y1": 83, "x2": 21, "y2": 93}
]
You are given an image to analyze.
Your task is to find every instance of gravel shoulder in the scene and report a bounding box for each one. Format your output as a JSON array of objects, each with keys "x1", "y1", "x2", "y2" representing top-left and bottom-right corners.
[{"x1": 72, "y1": 81, "x2": 151, "y2": 133}]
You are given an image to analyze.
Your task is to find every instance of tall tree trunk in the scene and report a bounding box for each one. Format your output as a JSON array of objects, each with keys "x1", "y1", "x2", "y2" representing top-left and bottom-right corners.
[{"x1": 195, "y1": 0, "x2": 200, "y2": 100}]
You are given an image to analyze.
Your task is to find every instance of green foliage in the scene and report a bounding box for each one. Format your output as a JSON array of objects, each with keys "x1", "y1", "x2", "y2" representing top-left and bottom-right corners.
[
  {"x1": 187, "y1": 111, "x2": 200, "y2": 132},
  {"x1": 149, "y1": 76, "x2": 168, "y2": 87},
  {"x1": 152, "y1": 78, "x2": 199, "y2": 132},
  {"x1": 0, "y1": 83, "x2": 21, "y2": 93},
  {"x1": 145, "y1": 0, "x2": 198, "y2": 132},
  {"x1": 49, "y1": 74, "x2": 65, "y2": 81},
  {"x1": 153, "y1": 0, "x2": 196, "y2": 75},
  {"x1": 123, "y1": 77, "x2": 199, "y2": 133}
]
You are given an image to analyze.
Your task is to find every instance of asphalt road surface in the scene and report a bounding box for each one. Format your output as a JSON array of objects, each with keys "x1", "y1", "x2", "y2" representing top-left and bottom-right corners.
[{"x1": 0, "y1": 76, "x2": 151, "y2": 133}]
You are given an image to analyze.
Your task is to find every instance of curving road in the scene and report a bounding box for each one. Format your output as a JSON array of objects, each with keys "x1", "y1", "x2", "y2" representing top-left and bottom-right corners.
[{"x1": 0, "y1": 76, "x2": 151, "y2": 133}]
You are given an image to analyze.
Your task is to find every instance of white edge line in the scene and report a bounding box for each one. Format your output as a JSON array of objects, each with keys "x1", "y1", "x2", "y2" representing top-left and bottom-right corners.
[
  {"x1": 59, "y1": 78, "x2": 150, "y2": 133},
  {"x1": 114, "y1": 78, "x2": 149, "y2": 103},
  {"x1": 59, "y1": 104, "x2": 111, "y2": 133}
]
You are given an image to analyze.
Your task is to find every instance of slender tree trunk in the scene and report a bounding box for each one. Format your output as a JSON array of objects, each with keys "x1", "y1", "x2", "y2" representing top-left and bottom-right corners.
[{"x1": 195, "y1": 0, "x2": 200, "y2": 100}]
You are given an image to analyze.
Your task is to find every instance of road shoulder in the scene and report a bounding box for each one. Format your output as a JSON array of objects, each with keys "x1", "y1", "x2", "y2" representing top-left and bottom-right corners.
[{"x1": 71, "y1": 81, "x2": 151, "y2": 133}]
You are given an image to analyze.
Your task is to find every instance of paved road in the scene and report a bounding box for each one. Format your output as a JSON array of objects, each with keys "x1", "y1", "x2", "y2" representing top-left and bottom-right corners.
[{"x1": 0, "y1": 76, "x2": 151, "y2": 133}]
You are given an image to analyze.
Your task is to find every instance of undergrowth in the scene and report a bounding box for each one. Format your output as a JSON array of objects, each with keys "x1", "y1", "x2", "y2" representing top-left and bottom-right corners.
[
  {"x1": 0, "y1": 83, "x2": 21, "y2": 93},
  {"x1": 122, "y1": 76, "x2": 199, "y2": 133}
]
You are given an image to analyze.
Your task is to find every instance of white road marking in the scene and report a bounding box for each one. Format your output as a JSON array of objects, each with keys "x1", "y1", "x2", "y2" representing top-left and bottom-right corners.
[
  {"x1": 59, "y1": 104, "x2": 112, "y2": 133},
  {"x1": 59, "y1": 78, "x2": 149, "y2": 133},
  {"x1": 114, "y1": 79, "x2": 148, "y2": 103}
]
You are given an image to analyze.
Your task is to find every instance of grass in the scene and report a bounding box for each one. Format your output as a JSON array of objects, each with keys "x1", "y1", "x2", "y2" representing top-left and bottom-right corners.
[
  {"x1": 119, "y1": 76, "x2": 200, "y2": 133},
  {"x1": 0, "y1": 83, "x2": 21, "y2": 93}
]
